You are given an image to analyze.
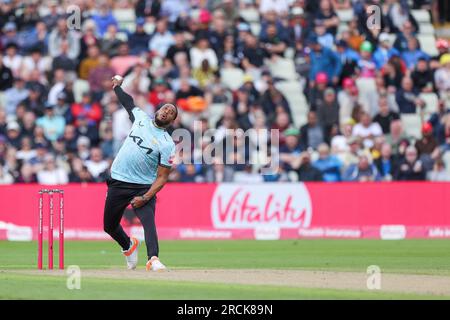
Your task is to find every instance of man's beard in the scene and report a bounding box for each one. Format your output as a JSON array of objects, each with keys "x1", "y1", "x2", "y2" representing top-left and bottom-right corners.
[{"x1": 154, "y1": 115, "x2": 170, "y2": 127}]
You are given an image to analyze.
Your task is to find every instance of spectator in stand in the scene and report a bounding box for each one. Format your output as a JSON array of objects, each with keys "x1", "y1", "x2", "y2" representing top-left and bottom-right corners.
[
  {"x1": 296, "y1": 151, "x2": 323, "y2": 181},
  {"x1": 386, "y1": 1, "x2": 419, "y2": 34},
  {"x1": 288, "y1": 7, "x2": 308, "y2": 45},
  {"x1": 373, "y1": 33, "x2": 400, "y2": 70},
  {"x1": 16, "y1": 162, "x2": 37, "y2": 183},
  {"x1": 429, "y1": 100, "x2": 449, "y2": 145},
  {"x1": 309, "y1": 72, "x2": 328, "y2": 111},
  {"x1": 343, "y1": 153, "x2": 381, "y2": 182},
  {"x1": 36, "y1": 104, "x2": 65, "y2": 142},
  {"x1": 395, "y1": 145, "x2": 426, "y2": 180},
  {"x1": 373, "y1": 95, "x2": 400, "y2": 134},
  {"x1": 84, "y1": 147, "x2": 109, "y2": 180},
  {"x1": 0, "y1": 162, "x2": 13, "y2": 184},
  {"x1": 427, "y1": 159, "x2": 450, "y2": 181},
  {"x1": 190, "y1": 36, "x2": 218, "y2": 70},
  {"x1": 314, "y1": 20, "x2": 334, "y2": 49},
  {"x1": 352, "y1": 111, "x2": 383, "y2": 148},
  {"x1": 48, "y1": 18, "x2": 80, "y2": 61},
  {"x1": 393, "y1": 20, "x2": 417, "y2": 52},
  {"x1": 411, "y1": 57, "x2": 435, "y2": 93},
  {"x1": 4, "y1": 77, "x2": 29, "y2": 116},
  {"x1": 0, "y1": 53, "x2": 13, "y2": 90},
  {"x1": 129, "y1": 18, "x2": 151, "y2": 55},
  {"x1": 75, "y1": 115, "x2": 100, "y2": 147},
  {"x1": 401, "y1": 37, "x2": 429, "y2": 70},
  {"x1": 435, "y1": 38, "x2": 449, "y2": 60},
  {"x1": 374, "y1": 142, "x2": 398, "y2": 181},
  {"x1": 415, "y1": 122, "x2": 439, "y2": 171},
  {"x1": 166, "y1": 31, "x2": 190, "y2": 65},
  {"x1": 308, "y1": 35, "x2": 342, "y2": 86},
  {"x1": 356, "y1": 41, "x2": 376, "y2": 79},
  {"x1": 317, "y1": 87, "x2": 339, "y2": 142},
  {"x1": 100, "y1": 24, "x2": 122, "y2": 57},
  {"x1": 396, "y1": 76, "x2": 426, "y2": 113},
  {"x1": 2, "y1": 42, "x2": 22, "y2": 77},
  {"x1": 335, "y1": 40, "x2": 359, "y2": 82},
  {"x1": 315, "y1": 0, "x2": 340, "y2": 36},
  {"x1": 149, "y1": 17, "x2": 174, "y2": 57},
  {"x1": 110, "y1": 42, "x2": 141, "y2": 76},
  {"x1": 338, "y1": 77, "x2": 358, "y2": 126},
  {"x1": 313, "y1": 143, "x2": 342, "y2": 182},
  {"x1": 91, "y1": 2, "x2": 118, "y2": 38},
  {"x1": 88, "y1": 53, "x2": 115, "y2": 101},
  {"x1": 279, "y1": 127, "x2": 302, "y2": 172},
  {"x1": 71, "y1": 92, "x2": 103, "y2": 127},
  {"x1": 5, "y1": 121, "x2": 22, "y2": 149},
  {"x1": 78, "y1": 45, "x2": 101, "y2": 80},
  {"x1": 434, "y1": 53, "x2": 450, "y2": 96},
  {"x1": 36, "y1": 154, "x2": 68, "y2": 185}
]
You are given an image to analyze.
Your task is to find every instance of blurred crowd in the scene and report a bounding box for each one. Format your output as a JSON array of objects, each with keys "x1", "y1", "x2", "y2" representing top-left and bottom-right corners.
[{"x1": 1, "y1": 0, "x2": 450, "y2": 184}]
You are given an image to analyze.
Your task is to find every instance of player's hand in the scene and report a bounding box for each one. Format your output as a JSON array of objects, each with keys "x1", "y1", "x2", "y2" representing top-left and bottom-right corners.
[
  {"x1": 111, "y1": 75, "x2": 123, "y2": 89},
  {"x1": 131, "y1": 196, "x2": 147, "y2": 209}
]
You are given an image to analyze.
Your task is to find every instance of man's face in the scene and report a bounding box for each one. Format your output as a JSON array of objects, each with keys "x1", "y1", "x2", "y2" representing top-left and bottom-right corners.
[{"x1": 155, "y1": 104, "x2": 177, "y2": 127}]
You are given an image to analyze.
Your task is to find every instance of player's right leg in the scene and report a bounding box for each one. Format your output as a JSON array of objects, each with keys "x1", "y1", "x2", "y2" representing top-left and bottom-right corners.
[{"x1": 103, "y1": 179, "x2": 139, "y2": 269}]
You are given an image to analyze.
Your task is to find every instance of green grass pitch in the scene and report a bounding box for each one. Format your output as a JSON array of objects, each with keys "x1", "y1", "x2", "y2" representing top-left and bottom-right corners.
[{"x1": 1, "y1": 239, "x2": 450, "y2": 299}]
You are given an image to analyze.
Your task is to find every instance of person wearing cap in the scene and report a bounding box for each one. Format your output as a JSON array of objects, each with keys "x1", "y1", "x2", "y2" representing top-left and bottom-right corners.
[
  {"x1": 314, "y1": 19, "x2": 334, "y2": 49},
  {"x1": 129, "y1": 17, "x2": 151, "y2": 55},
  {"x1": 435, "y1": 38, "x2": 449, "y2": 60},
  {"x1": 317, "y1": 87, "x2": 339, "y2": 142},
  {"x1": 434, "y1": 53, "x2": 450, "y2": 95},
  {"x1": 36, "y1": 104, "x2": 66, "y2": 142},
  {"x1": 357, "y1": 41, "x2": 376, "y2": 78},
  {"x1": 279, "y1": 127, "x2": 303, "y2": 171},
  {"x1": 288, "y1": 6, "x2": 308, "y2": 45},
  {"x1": 5, "y1": 121, "x2": 22, "y2": 149},
  {"x1": 337, "y1": 77, "x2": 358, "y2": 126},
  {"x1": 309, "y1": 34, "x2": 342, "y2": 86},
  {"x1": 1, "y1": 21, "x2": 18, "y2": 48},
  {"x1": 415, "y1": 122, "x2": 439, "y2": 171},
  {"x1": 373, "y1": 33, "x2": 400, "y2": 70}
]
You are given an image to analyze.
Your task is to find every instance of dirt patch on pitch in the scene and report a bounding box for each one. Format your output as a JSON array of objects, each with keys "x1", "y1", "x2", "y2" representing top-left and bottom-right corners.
[{"x1": 14, "y1": 268, "x2": 450, "y2": 296}]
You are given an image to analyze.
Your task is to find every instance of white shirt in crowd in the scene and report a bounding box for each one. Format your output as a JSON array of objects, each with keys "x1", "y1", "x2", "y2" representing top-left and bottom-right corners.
[
  {"x1": 37, "y1": 168, "x2": 69, "y2": 185},
  {"x1": 84, "y1": 160, "x2": 109, "y2": 178},
  {"x1": 259, "y1": 0, "x2": 289, "y2": 15},
  {"x1": 189, "y1": 47, "x2": 218, "y2": 69},
  {"x1": 352, "y1": 123, "x2": 383, "y2": 138}
]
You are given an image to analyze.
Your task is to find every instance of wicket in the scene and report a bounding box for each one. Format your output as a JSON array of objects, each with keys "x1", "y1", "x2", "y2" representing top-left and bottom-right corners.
[{"x1": 38, "y1": 189, "x2": 64, "y2": 270}]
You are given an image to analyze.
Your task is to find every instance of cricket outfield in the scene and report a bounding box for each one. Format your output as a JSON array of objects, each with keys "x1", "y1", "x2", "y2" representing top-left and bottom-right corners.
[{"x1": 1, "y1": 239, "x2": 450, "y2": 299}]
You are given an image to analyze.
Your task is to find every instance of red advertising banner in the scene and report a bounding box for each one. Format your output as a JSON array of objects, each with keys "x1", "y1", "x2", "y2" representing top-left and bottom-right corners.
[{"x1": 1, "y1": 182, "x2": 450, "y2": 241}]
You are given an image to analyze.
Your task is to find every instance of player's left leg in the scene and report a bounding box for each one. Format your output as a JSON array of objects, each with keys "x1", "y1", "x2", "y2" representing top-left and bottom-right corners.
[{"x1": 133, "y1": 196, "x2": 166, "y2": 271}]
